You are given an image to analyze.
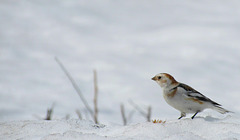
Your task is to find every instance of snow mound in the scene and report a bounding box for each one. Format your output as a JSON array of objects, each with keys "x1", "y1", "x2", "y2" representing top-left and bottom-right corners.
[{"x1": 1, "y1": 115, "x2": 240, "y2": 140}]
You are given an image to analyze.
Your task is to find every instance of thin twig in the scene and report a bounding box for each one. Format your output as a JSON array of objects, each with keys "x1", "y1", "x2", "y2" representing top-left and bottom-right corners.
[
  {"x1": 128, "y1": 100, "x2": 151, "y2": 122},
  {"x1": 45, "y1": 104, "x2": 54, "y2": 120},
  {"x1": 146, "y1": 106, "x2": 152, "y2": 122},
  {"x1": 93, "y1": 69, "x2": 99, "y2": 124},
  {"x1": 120, "y1": 104, "x2": 127, "y2": 125},
  {"x1": 128, "y1": 100, "x2": 146, "y2": 116},
  {"x1": 76, "y1": 109, "x2": 82, "y2": 120},
  {"x1": 55, "y1": 57, "x2": 94, "y2": 119}
]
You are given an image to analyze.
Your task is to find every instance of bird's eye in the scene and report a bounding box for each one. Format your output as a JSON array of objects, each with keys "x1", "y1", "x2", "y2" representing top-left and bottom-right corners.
[{"x1": 158, "y1": 76, "x2": 162, "y2": 80}]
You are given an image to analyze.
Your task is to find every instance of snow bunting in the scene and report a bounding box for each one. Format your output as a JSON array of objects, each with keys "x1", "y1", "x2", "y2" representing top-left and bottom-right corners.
[{"x1": 152, "y1": 73, "x2": 230, "y2": 119}]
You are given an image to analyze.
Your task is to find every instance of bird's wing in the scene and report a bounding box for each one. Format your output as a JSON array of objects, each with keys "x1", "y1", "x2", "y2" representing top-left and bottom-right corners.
[{"x1": 178, "y1": 83, "x2": 221, "y2": 106}]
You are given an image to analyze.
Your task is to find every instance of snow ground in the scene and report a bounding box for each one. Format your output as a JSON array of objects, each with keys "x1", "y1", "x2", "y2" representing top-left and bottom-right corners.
[
  {"x1": 1, "y1": 115, "x2": 240, "y2": 140},
  {"x1": 1, "y1": 0, "x2": 240, "y2": 128}
]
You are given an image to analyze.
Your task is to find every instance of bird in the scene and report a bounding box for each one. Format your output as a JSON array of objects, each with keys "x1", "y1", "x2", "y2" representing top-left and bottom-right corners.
[{"x1": 152, "y1": 73, "x2": 231, "y2": 119}]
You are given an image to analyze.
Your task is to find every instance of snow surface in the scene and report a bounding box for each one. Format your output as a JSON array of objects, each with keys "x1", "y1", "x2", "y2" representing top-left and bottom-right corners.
[
  {"x1": 1, "y1": 115, "x2": 240, "y2": 140},
  {"x1": 1, "y1": 0, "x2": 240, "y2": 133}
]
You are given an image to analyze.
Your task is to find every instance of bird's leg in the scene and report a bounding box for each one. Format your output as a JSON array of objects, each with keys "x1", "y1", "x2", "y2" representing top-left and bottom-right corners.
[
  {"x1": 191, "y1": 111, "x2": 199, "y2": 119},
  {"x1": 178, "y1": 116, "x2": 183, "y2": 120},
  {"x1": 178, "y1": 112, "x2": 186, "y2": 120}
]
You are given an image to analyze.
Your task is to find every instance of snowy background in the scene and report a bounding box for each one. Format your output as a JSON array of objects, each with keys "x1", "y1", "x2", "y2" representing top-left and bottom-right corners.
[{"x1": 1, "y1": 0, "x2": 240, "y2": 126}]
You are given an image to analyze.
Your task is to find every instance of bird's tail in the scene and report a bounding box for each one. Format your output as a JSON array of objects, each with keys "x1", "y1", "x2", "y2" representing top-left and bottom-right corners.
[{"x1": 212, "y1": 106, "x2": 232, "y2": 114}]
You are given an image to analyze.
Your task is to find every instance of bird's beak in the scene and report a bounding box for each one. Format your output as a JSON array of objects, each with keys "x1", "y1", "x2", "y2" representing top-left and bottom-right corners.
[{"x1": 152, "y1": 76, "x2": 157, "y2": 81}]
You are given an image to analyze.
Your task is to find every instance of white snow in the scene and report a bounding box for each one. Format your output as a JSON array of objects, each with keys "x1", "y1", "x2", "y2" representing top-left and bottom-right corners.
[
  {"x1": 1, "y1": 115, "x2": 240, "y2": 140},
  {"x1": 1, "y1": 0, "x2": 240, "y2": 139}
]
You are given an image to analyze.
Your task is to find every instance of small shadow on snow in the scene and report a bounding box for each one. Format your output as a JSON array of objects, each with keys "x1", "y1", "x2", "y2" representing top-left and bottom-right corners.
[
  {"x1": 180, "y1": 116, "x2": 220, "y2": 122},
  {"x1": 202, "y1": 116, "x2": 221, "y2": 122},
  {"x1": 183, "y1": 116, "x2": 221, "y2": 122},
  {"x1": 195, "y1": 114, "x2": 234, "y2": 122}
]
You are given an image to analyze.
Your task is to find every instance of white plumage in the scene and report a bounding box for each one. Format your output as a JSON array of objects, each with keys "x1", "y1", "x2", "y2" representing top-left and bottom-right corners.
[{"x1": 152, "y1": 73, "x2": 230, "y2": 119}]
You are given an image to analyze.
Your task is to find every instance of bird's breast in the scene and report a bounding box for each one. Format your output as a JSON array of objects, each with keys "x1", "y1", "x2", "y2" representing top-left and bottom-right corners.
[{"x1": 163, "y1": 89, "x2": 177, "y2": 99}]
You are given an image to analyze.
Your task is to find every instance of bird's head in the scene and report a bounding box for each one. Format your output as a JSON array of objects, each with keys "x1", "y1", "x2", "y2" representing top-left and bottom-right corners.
[{"x1": 152, "y1": 73, "x2": 178, "y2": 89}]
